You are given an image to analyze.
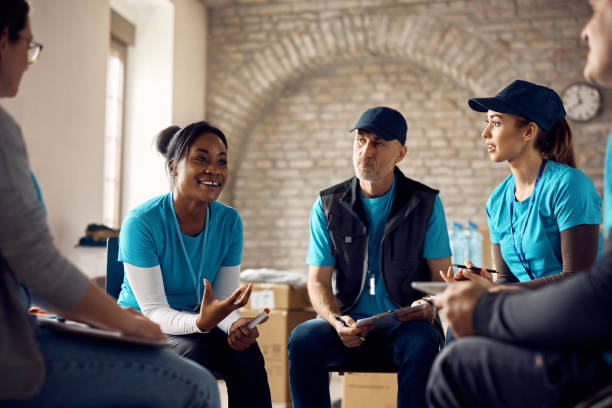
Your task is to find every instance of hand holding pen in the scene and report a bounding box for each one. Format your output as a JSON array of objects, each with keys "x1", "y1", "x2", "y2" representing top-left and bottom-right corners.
[
  {"x1": 440, "y1": 261, "x2": 495, "y2": 288},
  {"x1": 332, "y1": 315, "x2": 368, "y2": 348}
]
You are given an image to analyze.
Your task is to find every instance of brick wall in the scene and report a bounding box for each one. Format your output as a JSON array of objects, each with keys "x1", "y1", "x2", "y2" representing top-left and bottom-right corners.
[{"x1": 205, "y1": 0, "x2": 612, "y2": 270}]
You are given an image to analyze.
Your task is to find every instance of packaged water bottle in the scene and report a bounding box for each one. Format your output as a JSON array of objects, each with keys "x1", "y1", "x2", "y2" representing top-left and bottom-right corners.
[
  {"x1": 448, "y1": 222, "x2": 465, "y2": 271},
  {"x1": 465, "y1": 221, "x2": 483, "y2": 268}
]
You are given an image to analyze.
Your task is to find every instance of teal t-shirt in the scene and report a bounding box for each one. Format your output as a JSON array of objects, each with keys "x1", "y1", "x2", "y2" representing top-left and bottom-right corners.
[
  {"x1": 306, "y1": 176, "x2": 452, "y2": 318},
  {"x1": 30, "y1": 170, "x2": 46, "y2": 216},
  {"x1": 603, "y1": 128, "x2": 612, "y2": 367},
  {"x1": 117, "y1": 193, "x2": 243, "y2": 312},
  {"x1": 486, "y1": 160, "x2": 603, "y2": 282},
  {"x1": 604, "y1": 128, "x2": 612, "y2": 239}
]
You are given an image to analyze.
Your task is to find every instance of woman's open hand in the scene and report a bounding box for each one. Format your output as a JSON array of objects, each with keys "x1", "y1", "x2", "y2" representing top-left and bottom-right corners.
[{"x1": 195, "y1": 279, "x2": 253, "y2": 331}]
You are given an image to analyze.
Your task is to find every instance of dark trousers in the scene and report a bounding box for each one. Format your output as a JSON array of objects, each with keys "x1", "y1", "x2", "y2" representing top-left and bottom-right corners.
[
  {"x1": 288, "y1": 318, "x2": 440, "y2": 408},
  {"x1": 426, "y1": 337, "x2": 612, "y2": 408},
  {"x1": 168, "y1": 328, "x2": 272, "y2": 408}
]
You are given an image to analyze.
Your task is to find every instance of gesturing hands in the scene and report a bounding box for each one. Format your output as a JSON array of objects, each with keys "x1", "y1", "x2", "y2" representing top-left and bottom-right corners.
[{"x1": 196, "y1": 279, "x2": 253, "y2": 332}]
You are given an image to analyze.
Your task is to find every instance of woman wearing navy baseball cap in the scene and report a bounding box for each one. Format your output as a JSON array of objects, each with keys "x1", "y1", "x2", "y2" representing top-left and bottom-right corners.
[{"x1": 443, "y1": 80, "x2": 603, "y2": 292}]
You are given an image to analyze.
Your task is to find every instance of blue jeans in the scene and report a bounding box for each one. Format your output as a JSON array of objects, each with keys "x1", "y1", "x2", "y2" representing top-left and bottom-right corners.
[
  {"x1": 288, "y1": 318, "x2": 439, "y2": 408},
  {"x1": 3, "y1": 322, "x2": 220, "y2": 407}
]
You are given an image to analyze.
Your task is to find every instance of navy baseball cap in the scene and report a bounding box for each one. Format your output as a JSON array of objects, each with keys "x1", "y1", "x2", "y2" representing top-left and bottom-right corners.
[
  {"x1": 468, "y1": 80, "x2": 566, "y2": 132},
  {"x1": 350, "y1": 106, "x2": 407, "y2": 145}
]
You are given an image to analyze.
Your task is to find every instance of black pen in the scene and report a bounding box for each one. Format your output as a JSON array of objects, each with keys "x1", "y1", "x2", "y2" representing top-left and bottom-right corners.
[
  {"x1": 452, "y1": 264, "x2": 497, "y2": 274},
  {"x1": 333, "y1": 315, "x2": 365, "y2": 342}
]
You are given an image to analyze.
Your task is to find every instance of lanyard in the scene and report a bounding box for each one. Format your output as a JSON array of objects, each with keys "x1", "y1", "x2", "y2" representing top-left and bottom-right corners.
[
  {"x1": 509, "y1": 159, "x2": 546, "y2": 281},
  {"x1": 170, "y1": 197, "x2": 211, "y2": 308},
  {"x1": 363, "y1": 178, "x2": 396, "y2": 296}
]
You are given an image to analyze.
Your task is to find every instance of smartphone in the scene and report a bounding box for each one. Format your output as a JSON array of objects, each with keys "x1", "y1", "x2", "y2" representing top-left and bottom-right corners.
[{"x1": 411, "y1": 281, "x2": 448, "y2": 295}]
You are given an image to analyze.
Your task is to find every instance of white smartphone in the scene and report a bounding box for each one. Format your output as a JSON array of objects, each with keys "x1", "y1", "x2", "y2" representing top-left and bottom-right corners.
[
  {"x1": 411, "y1": 281, "x2": 448, "y2": 295},
  {"x1": 246, "y1": 308, "x2": 270, "y2": 329}
]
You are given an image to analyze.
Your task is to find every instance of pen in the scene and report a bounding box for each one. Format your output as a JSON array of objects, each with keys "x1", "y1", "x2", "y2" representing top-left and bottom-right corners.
[
  {"x1": 452, "y1": 264, "x2": 497, "y2": 274},
  {"x1": 333, "y1": 315, "x2": 365, "y2": 342},
  {"x1": 247, "y1": 308, "x2": 270, "y2": 329}
]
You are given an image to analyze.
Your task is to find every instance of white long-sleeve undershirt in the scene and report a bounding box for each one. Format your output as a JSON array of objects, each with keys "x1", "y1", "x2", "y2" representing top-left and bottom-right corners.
[{"x1": 124, "y1": 263, "x2": 242, "y2": 335}]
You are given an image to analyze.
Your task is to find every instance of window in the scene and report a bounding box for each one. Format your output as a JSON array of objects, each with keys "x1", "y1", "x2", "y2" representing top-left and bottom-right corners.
[
  {"x1": 103, "y1": 10, "x2": 134, "y2": 228},
  {"x1": 103, "y1": 38, "x2": 126, "y2": 228}
]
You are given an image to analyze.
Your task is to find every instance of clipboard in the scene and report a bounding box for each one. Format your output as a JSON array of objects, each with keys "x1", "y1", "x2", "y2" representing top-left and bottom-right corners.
[
  {"x1": 37, "y1": 316, "x2": 171, "y2": 348},
  {"x1": 410, "y1": 281, "x2": 448, "y2": 295},
  {"x1": 352, "y1": 303, "x2": 426, "y2": 330}
]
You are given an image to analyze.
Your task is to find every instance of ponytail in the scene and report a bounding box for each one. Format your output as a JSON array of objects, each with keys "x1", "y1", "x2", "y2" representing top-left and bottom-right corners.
[{"x1": 533, "y1": 118, "x2": 576, "y2": 168}]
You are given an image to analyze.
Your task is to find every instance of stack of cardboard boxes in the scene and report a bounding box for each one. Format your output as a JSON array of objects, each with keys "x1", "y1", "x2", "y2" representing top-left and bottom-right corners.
[{"x1": 242, "y1": 282, "x2": 316, "y2": 407}]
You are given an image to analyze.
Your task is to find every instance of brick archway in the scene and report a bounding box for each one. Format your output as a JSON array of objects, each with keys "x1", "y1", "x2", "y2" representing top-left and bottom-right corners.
[{"x1": 207, "y1": 13, "x2": 520, "y2": 202}]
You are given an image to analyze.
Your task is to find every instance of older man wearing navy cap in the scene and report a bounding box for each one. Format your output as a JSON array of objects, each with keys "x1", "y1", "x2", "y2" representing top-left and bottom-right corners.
[{"x1": 287, "y1": 106, "x2": 452, "y2": 408}]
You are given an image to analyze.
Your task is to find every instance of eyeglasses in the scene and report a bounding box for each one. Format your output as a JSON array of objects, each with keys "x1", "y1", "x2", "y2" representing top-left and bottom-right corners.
[
  {"x1": 27, "y1": 40, "x2": 43, "y2": 64},
  {"x1": 18, "y1": 36, "x2": 43, "y2": 64}
]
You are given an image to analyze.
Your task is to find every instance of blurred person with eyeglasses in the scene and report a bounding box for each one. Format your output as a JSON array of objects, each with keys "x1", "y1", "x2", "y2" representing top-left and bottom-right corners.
[{"x1": 0, "y1": 1, "x2": 221, "y2": 406}]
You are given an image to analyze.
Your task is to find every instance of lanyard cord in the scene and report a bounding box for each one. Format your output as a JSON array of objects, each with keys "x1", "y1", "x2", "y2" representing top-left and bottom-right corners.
[
  {"x1": 509, "y1": 159, "x2": 546, "y2": 281},
  {"x1": 171, "y1": 197, "x2": 211, "y2": 306}
]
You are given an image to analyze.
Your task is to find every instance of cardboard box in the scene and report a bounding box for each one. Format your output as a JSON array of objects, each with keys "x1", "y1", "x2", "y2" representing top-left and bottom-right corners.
[
  {"x1": 243, "y1": 307, "x2": 316, "y2": 407},
  {"x1": 341, "y1": 372, "x2": 397, "y2": 408},
  {"x1": 241, "y1": 282, "x2": 311, "y2": 310}
]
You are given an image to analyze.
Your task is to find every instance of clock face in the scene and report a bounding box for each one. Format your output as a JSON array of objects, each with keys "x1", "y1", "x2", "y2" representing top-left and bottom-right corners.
[{"x1": 561, "y1": 82, "x2": 601, "y2": 122}]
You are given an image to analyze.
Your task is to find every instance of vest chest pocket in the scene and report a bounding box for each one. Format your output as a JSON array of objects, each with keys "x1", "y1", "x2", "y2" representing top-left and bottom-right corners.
[{"x1": 327, "y1": 213, "x2": 367, "y2": 263}]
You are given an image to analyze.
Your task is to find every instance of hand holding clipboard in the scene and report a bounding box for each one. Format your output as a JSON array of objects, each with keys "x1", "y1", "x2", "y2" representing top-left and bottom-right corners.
[{"x1": 352, "y1": 303, "x2": 427, "y2": 330}]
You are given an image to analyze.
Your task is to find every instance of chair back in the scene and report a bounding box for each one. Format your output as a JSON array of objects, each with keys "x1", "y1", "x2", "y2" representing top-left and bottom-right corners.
[{"x1": 106, "y1": 237, "x2": 124, "y2": 299}]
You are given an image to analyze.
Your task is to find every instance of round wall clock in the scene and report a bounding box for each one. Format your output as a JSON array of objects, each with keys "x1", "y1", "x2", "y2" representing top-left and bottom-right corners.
[{"x1": 561, "y1": 82, "x2": 601, "y2": 122}]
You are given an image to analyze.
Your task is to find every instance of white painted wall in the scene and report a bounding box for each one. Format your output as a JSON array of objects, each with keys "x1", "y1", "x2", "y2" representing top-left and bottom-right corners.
[
  {"x1": 2, "y1": 0, "x2": 208, "y2": 278},
  {"x1": 112, "y1": 0, "x2": 174, "y2": 220},
  {"x1": 113, "y1": 0, "x2": 208, "y2": 219},
  {"x1": 1, "y1": 0, "x2": 110, "y2": 272},
  {"x1": 172, "y1": 0, "x2": 207, "y2": 126}
]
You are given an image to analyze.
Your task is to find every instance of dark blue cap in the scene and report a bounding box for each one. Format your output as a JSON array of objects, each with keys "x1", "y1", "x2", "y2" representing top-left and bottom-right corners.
[
  {"x1": 350, "y1": 106, "x2": 407, "y2": 145},
  {"x1": 468, "y1": 80, "x2": 566, "y2": 132}
]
